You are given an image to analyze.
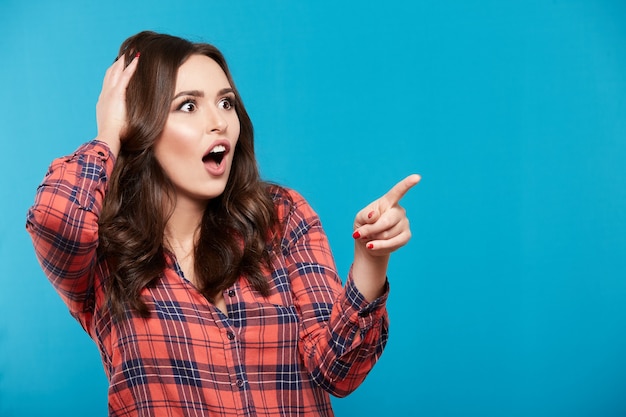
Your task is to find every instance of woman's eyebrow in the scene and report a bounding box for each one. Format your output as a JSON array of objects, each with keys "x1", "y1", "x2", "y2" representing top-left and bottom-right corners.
[
  {"x1": 172, "y1": 88, "x2": 234, "y2": 101},
  {"x1": 172, "y1": 90, "x2": 204, "y2": 100},
  {"x1": 218, "y1": 88, "x2": 235, "y2": 95}
]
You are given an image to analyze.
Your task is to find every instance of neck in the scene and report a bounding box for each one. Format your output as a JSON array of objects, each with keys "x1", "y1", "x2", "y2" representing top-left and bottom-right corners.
[{"x1": 164, "y1": 198, "x2": 206, "y2": 254}]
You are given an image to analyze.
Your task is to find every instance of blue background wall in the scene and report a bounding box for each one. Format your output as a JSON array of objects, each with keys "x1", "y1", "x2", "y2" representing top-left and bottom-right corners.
[{"x1": 1, "y1": 1, "x2": 625, "y2": 416}]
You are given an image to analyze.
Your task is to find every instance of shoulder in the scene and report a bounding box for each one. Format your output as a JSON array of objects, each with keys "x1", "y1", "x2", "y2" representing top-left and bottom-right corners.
[{"x1": 267, "y1": 185, "x2": 319, "y2": 224}]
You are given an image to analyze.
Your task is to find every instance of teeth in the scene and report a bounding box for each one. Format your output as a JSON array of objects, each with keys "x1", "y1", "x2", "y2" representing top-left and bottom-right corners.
[{"x1": 210, "y1": 145, "x2": 226, "y2": 154}]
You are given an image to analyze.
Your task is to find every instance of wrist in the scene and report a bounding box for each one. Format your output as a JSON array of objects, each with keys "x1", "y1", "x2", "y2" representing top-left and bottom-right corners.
[
  {"x1": 94, "y1": 134, "x2": 121, "y2": 157},
  {"x1": 352, "y1": 244, "x2": 390, "y2": 302}
]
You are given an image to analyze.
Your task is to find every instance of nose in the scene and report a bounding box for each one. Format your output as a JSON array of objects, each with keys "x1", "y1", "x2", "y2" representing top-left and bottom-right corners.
[{"x1": 206, "y1": 107, "x2": 228, "y2": 133}]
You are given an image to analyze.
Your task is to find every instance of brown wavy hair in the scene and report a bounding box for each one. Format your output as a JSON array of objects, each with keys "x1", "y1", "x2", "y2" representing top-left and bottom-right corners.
[{"x1": 98, "y1": 31, "x2": 278, "y2": 318}]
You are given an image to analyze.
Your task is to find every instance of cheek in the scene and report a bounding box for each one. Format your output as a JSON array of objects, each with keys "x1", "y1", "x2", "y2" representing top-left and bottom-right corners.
[
  {"x1": 162, "y1": 122, "x2": 199, "y2": 145},
  {"x1": 233, "y1": 126, "x2": 241, "y2": 144},
  {"x1": 231, "y1": 116, "x2": 242, "y2": 143},
  {"x1": 157, "y1": 124, "x2": 199, "y2": 156},
  {"x1": 154, "y1": 134, "x2": 196, "y2": 175}
]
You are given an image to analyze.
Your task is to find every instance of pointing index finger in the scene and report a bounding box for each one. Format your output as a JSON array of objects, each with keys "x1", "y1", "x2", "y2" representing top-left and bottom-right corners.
[{"x1": 383, "y1": 174, "x2": 421, "y2": 205}]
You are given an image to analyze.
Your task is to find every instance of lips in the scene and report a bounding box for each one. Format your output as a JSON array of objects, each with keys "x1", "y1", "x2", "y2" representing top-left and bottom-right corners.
[{"x1": 202, "y1": 140, "x2": 231, "y2": 175}]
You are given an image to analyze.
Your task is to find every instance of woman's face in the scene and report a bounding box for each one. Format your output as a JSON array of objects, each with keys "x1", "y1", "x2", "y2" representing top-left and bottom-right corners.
[{"x1": 154, "y1": 54, "x2": 240, "y2": 208}]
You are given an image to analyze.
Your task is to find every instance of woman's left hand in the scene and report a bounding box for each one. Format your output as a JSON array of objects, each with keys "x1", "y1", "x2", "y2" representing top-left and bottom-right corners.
[{"x1": 352, "y1": 174, "x2": 421, "y2": 257}]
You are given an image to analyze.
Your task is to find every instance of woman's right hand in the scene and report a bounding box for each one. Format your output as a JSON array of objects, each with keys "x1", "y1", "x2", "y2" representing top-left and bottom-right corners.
[{"x1": 95, "y1": 53, "x2": 140, "y2": 156}]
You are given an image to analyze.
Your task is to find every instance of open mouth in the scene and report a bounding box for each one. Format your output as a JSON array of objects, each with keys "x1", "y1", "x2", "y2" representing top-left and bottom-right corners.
[{"x1": 202, "y1": 144, "x2": 227, "y2": 167}]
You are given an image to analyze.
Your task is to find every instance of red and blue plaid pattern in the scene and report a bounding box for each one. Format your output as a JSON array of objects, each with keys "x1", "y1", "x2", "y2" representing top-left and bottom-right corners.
[{"x1": 27, "y1": 141, "x2": 389, "y2": 417}]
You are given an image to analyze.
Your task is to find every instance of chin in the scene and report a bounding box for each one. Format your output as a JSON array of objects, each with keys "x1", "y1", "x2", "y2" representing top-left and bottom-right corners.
[{"x1": 204, "y1": 183, "x2": 229, "y2": 200}]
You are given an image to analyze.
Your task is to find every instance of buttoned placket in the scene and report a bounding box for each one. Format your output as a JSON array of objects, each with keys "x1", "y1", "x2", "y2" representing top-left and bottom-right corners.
[
  {"x1": 171, "y1": 259, "x2": 255, "y2": 413},
  {"x1": 219, "y1": 284, "x2": 256, "y2": 414}
]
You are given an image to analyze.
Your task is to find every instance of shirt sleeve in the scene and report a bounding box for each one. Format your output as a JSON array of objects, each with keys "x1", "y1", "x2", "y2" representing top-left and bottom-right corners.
[
  {"x1": 25, "y1": 140, "x2": 114, "y2": 329},
  {"x1": 280, "y1": 189, "x2": 390, "y2": 398}
]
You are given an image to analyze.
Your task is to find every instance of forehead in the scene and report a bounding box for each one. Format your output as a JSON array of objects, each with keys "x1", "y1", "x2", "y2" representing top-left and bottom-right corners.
[{"x1": 175, "y1": 54, "x2": 231, "y2": 92}]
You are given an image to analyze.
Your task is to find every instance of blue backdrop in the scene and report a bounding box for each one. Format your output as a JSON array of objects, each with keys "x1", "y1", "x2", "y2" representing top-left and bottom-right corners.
[{"x1": 1, "y1": 1, "x2": 625, "y2": 416}]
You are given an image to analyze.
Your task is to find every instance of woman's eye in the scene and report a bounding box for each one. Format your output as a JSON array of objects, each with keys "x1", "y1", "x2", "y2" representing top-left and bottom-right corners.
[
  {"x1": 218, "y1": 97, "x2": 235, "y2": 110},
  {"x1": 178, "y1": 100, "x2": 197, "y2": 112}
]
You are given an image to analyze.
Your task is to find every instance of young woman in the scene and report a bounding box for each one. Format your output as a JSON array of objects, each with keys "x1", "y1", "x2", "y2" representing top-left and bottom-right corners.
[{"x1": 26, "y1": 31, "x2": 420, "y2": 417}]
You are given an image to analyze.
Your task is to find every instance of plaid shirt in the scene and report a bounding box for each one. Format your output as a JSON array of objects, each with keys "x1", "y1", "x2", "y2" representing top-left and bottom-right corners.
[{"x1": 26, "y1": 141, "x2": 389, "y2": 417}]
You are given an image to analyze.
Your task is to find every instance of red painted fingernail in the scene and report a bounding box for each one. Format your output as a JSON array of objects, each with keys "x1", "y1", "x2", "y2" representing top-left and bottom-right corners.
[
  {"x1": 367, "y1": 211, "x2": 375, "y2": 219},
  {"x1": 135, "y1": 52, "x2": 141, "y2": 58},
  {"x1": 352, "y1": 231, "x2": 361, "y2": 239},
  {"x1": 367, "y1": 243, "x2": 374, "y2": 249}
]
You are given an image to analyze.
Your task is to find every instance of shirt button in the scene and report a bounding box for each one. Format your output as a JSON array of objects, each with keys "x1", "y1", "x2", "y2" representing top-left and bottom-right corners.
[
  {"x1": 97, "y1": 151, "x2": 105, "y2": 157},
  {"x1": 227, "y1": 331, "x2": 235, "y2": 340},
  {"x1": 236, "y1": 379, "x2": 245, "y2": 388},
  {"x1": 228, "y1": 289, "x2": 236, "y2": 297}
]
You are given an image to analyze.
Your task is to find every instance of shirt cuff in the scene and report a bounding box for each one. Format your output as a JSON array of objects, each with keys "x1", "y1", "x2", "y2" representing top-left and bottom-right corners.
[
  {"x1": 344, "y1": 268, "x2": 389, "y2": 323},
  {"x1": 83, "y1": 140, "x2": 117, "y2": 163},
  {"x1": 64, "y1": 139, "x2": 114, "y2": 162}
]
